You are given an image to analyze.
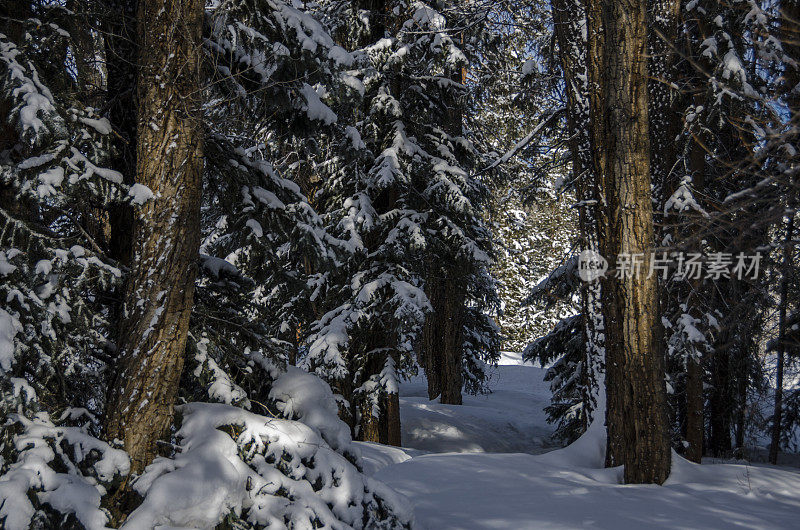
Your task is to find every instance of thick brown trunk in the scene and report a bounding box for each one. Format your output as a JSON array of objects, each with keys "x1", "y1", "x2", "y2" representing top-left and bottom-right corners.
[
  {"x1": 104, "y1": 0, "x2": 204, "y2": 478},
  {"x1": 421, "y1": 273, "x2": 442, "y2": 400},
  {"x1": 422, "y1": 275, "x2": 466, "y2": 404},
  {"x1": 770, "y1": 217, "x2": 794, "y2": 464},
  {"x1": 384, "y1": 391, "x2": 402, "y2": 446},
  {"x1": 588, "y1": 0, "x2": 671, "y2": 484}
]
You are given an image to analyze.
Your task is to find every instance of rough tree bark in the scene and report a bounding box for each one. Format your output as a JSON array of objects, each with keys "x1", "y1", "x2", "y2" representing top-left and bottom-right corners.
[
  {"x1": 422, "y1": 275, "x2": 466, "y2": 404},
  {"x1": 587, "y1": 0, "x2": 671, "y2": 484},
  {"x1": 708, "y1": 319, "x2": 733, "y2": 456},
  {"x1": 103, "y1": 0, "x2": 204, "y2": 479}
]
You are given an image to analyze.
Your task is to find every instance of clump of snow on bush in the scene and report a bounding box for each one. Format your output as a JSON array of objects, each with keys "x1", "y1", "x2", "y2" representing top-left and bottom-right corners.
[
  {"x1": 0, "y1": 308, "x2": 21, "y2": 374},
  {"x1": 0, "y1": 409, "x2": 130, "y2": 530},
  {"x1": 269, "y1": 365, "x2": 354, "y2": 456},
  {"x1": 126, "y1": 400, "x2": 414, "y2": 529}
]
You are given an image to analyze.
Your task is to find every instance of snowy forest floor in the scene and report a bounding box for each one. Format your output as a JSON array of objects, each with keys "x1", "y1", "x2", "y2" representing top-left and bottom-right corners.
[{"x1": 357, "y1": 353, "x2": 800, "y2": 529}]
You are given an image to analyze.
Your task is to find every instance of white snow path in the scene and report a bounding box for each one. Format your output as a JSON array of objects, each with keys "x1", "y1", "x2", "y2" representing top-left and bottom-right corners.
[
  {"x1": 397, "y1": 352, "x2": 558, "y2": 454},
  {"x1": 356, "y1": 353, "x2": 800, "y2": 529}
]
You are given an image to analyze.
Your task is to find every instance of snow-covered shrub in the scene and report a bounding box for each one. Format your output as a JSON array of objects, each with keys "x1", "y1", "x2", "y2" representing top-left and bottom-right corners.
[
  {"x1": 126, "y1": 368, "x2": 413, "y2": 529},
  {"x1": 1, "y1": 11, "x2": 131, "y2": 528},
  {"x1": 0, "y1": 387, "x2": 130, "y2": 530}
]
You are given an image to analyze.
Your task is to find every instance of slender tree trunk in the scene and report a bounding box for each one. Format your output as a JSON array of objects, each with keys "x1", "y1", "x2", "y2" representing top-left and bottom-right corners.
[
  {"x1": 552, "y1": 0, "x2": 605, "y2": 426},
  {"x1": 587, "y1": 0, "x2": 671, "y2": 484},
  {"x1": 677, "y1": 100, "x2": 708, "y2": 464},
  {"x1": 770, "y1": 217, "x2": 794, "y2": 464},
  {"x1": 685, "y1": 354, "x2": 704, "y2": 462},
  {"x1": 709, "y1": 322, "x2": 733, "y2": 456},
  {"x1": 734, "y1": 354, "x2": 747, "y2": 454},
  {"x1": 421, "y1": 274, "x2": 443, "y2": 400},
  {"x1": 385, "y1": 391, "x2": 402, "y2": 446},
  {"x1": 104, "y1": 0, "x2": 204, "y2": 479}
]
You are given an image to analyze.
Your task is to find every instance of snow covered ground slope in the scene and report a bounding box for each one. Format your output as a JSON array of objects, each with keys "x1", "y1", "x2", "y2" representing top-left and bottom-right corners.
[
  {"x1": 356, "y1": 353, "x2": 800, "y2": 529},
  {"x1": 397, "y1": 352, "x2": 558, "y2": 453}
]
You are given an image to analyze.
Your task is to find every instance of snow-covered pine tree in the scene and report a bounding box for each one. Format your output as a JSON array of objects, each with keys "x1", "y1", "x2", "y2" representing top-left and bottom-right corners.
[
  {"x1": 465, "y1": 0, "x2": 578, "y2": 358},
  {"x1": 192, "y1": 0, "x2": 360, "y2": 389},
  {"x1": 403, "y1": 2, "x2": 501, "y2": 404},
  {"x1": 307, "y1": 0, "x2": 500, "y2": 441},
  {"x1": 667, "y1": 0, "x2": 782, "y2": 458},
  {"x1": 518, "y1": 0, "x2": 606, "y2": 444},
  {"x1": 1, "y1": 2, "x2": 416, "y2": 527},
  {"x1": 1, "y1": 3, "x2": 134, "y2": 526}
]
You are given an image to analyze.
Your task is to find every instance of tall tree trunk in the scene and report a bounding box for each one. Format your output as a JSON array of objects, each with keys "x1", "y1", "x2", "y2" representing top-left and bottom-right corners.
[
  {"x1": 708, "y1": 320, "x2": 733, "y2": 457},
  {"x1": 552, "y1": 0, "x2": 605, "y2": 426},
  {"x1": 770, "y1": 216, "x2": 794, "y2": 464},
  {"x1": 587, "y1": 0, "x2": 671, "y2": 484},
  {"x1": 682, "y1": 111, "x2": 707, "y2": 464},
  {"x1": 104, "y1": 0, "x2": 204, "y2": 479},
  {"x1": 685, "y1": 353, "x2": 704, "y2": 462}
]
